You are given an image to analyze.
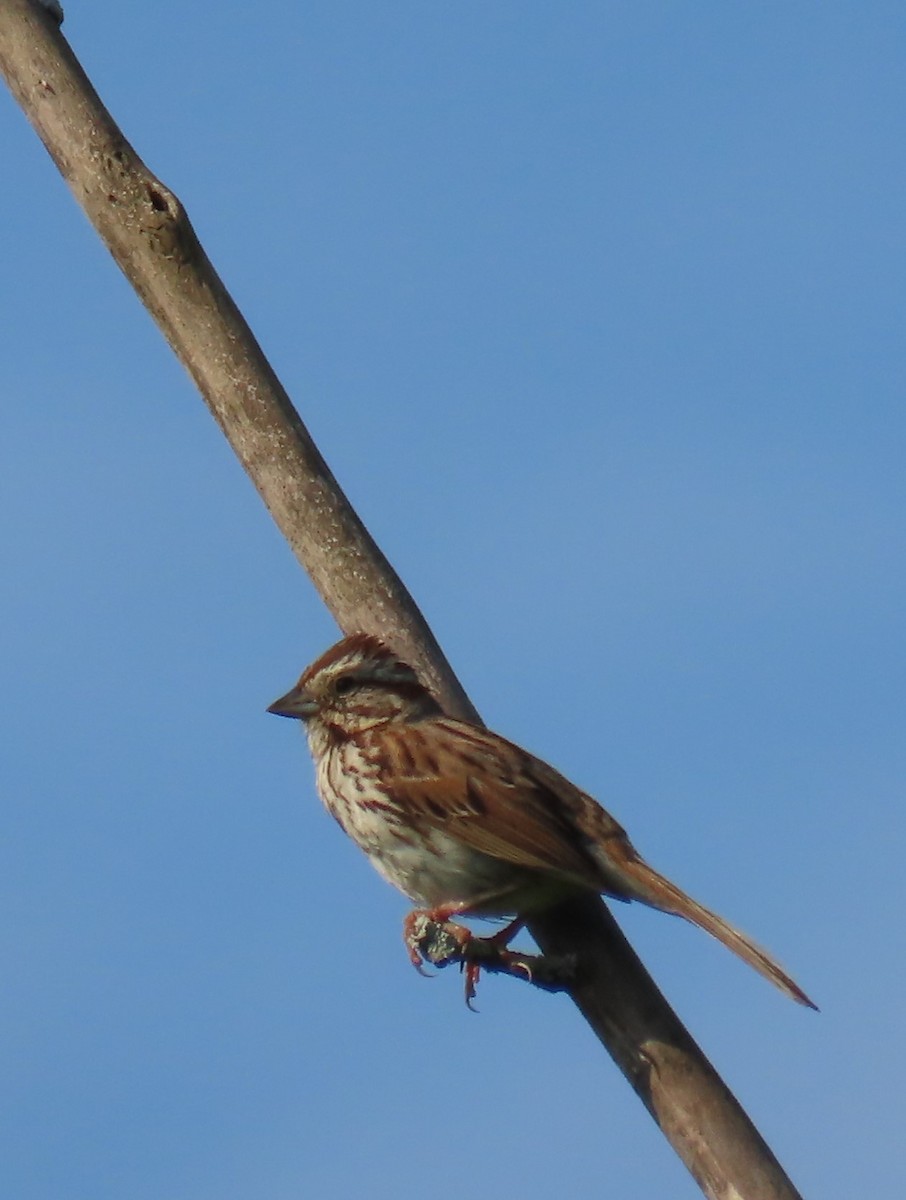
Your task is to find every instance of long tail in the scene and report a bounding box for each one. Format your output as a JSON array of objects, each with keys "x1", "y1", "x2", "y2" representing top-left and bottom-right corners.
[{"x1": 611, "y1": 857, "x2": 817, "y2": 1009}]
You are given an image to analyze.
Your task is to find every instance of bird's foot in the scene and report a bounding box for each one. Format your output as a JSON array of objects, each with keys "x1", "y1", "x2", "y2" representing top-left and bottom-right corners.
[{"x1": 403, "y1": 909, "x2": 575, "y2": 1008}]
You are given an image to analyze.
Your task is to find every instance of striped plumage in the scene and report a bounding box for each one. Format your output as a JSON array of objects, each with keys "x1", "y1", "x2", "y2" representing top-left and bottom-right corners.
[{"x1": 269, "y1": 633, "x2": 815, "y2": 1009}]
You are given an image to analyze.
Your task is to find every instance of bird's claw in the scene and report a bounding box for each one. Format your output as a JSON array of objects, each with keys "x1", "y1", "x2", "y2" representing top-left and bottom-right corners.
[{"x1": 403, "y1": 909, "x2": 575, "y2": 1005}]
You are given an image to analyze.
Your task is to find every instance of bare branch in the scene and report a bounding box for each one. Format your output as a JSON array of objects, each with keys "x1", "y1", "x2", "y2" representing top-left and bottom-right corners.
[{"x1": 0, "y1": 5, "x2": 806, "y2": 1197}]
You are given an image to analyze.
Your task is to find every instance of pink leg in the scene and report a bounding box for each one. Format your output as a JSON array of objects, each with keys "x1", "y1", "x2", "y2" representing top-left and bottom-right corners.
[
  {"x1": 462, "y1": 917, "x2": 526, "y2": 1006},
  {"x1": 403, "y1": 908, "x2": 526, "y2": 1007},
  {"x1": 403, "y1": 906, "x2": 471, "y2": 975}
]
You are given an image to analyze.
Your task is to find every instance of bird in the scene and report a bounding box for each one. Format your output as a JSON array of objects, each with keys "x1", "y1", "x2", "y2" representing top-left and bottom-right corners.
[{"x1": 268, "y1": 632, "x2": 815, "y2": 1009}]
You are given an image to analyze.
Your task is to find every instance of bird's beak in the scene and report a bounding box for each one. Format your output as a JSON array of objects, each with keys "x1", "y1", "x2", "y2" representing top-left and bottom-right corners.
[{"x1": 267, "y1": 684, "x2": 318, "y2": 720}]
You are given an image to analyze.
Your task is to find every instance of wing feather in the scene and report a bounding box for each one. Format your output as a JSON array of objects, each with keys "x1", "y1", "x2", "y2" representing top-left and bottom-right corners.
[{"x1": 374, "y1": 719, "x2": 613, "y2": 889}]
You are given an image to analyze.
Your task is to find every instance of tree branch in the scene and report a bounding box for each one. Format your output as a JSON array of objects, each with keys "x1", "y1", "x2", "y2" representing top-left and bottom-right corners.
[{"x1": 0, "y1": 4, "x2": 806, "y2": 1197}]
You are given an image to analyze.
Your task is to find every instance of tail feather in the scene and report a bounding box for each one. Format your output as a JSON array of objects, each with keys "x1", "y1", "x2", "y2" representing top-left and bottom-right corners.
[{"x1": 614, "y1": 858, "x2": 817, "y2": 1010}]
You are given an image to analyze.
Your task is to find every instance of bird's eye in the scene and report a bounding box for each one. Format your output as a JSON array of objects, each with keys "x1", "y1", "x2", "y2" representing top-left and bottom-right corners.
[{"x1": 334, "y1": 676, "x2": 357, "y2": 696}]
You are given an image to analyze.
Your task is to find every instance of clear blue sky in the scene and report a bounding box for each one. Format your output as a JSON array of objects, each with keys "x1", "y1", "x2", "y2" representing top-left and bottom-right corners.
[{"x1": 3, "y1": 3, "x2": 903, "y2": 1197}]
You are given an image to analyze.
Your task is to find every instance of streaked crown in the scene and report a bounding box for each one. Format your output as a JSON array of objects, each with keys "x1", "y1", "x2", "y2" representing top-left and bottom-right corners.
[{"x1": 271, "y1": 634, "x2": 442, "y2": 739}]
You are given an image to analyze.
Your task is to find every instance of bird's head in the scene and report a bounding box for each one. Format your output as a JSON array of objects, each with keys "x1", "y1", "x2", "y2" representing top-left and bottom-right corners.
[{"x1": 267, "y1": 634, "x2": 442, "y2": 744}]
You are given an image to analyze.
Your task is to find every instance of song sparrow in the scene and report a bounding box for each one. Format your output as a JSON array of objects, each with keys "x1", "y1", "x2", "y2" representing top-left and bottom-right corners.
[{"x1": 268, "y1": 633, "x2": 815, "y2": 1008}]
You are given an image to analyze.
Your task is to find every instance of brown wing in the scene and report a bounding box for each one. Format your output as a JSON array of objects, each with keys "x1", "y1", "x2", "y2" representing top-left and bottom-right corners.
[{"x1": 370, "y1": 717, "x2": 625, "y2": 893}]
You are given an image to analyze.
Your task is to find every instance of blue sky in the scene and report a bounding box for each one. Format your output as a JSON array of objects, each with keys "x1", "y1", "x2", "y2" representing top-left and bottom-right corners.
[{"x1": 2, "y1": 3, "x2": 904, "y2": 1196}]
